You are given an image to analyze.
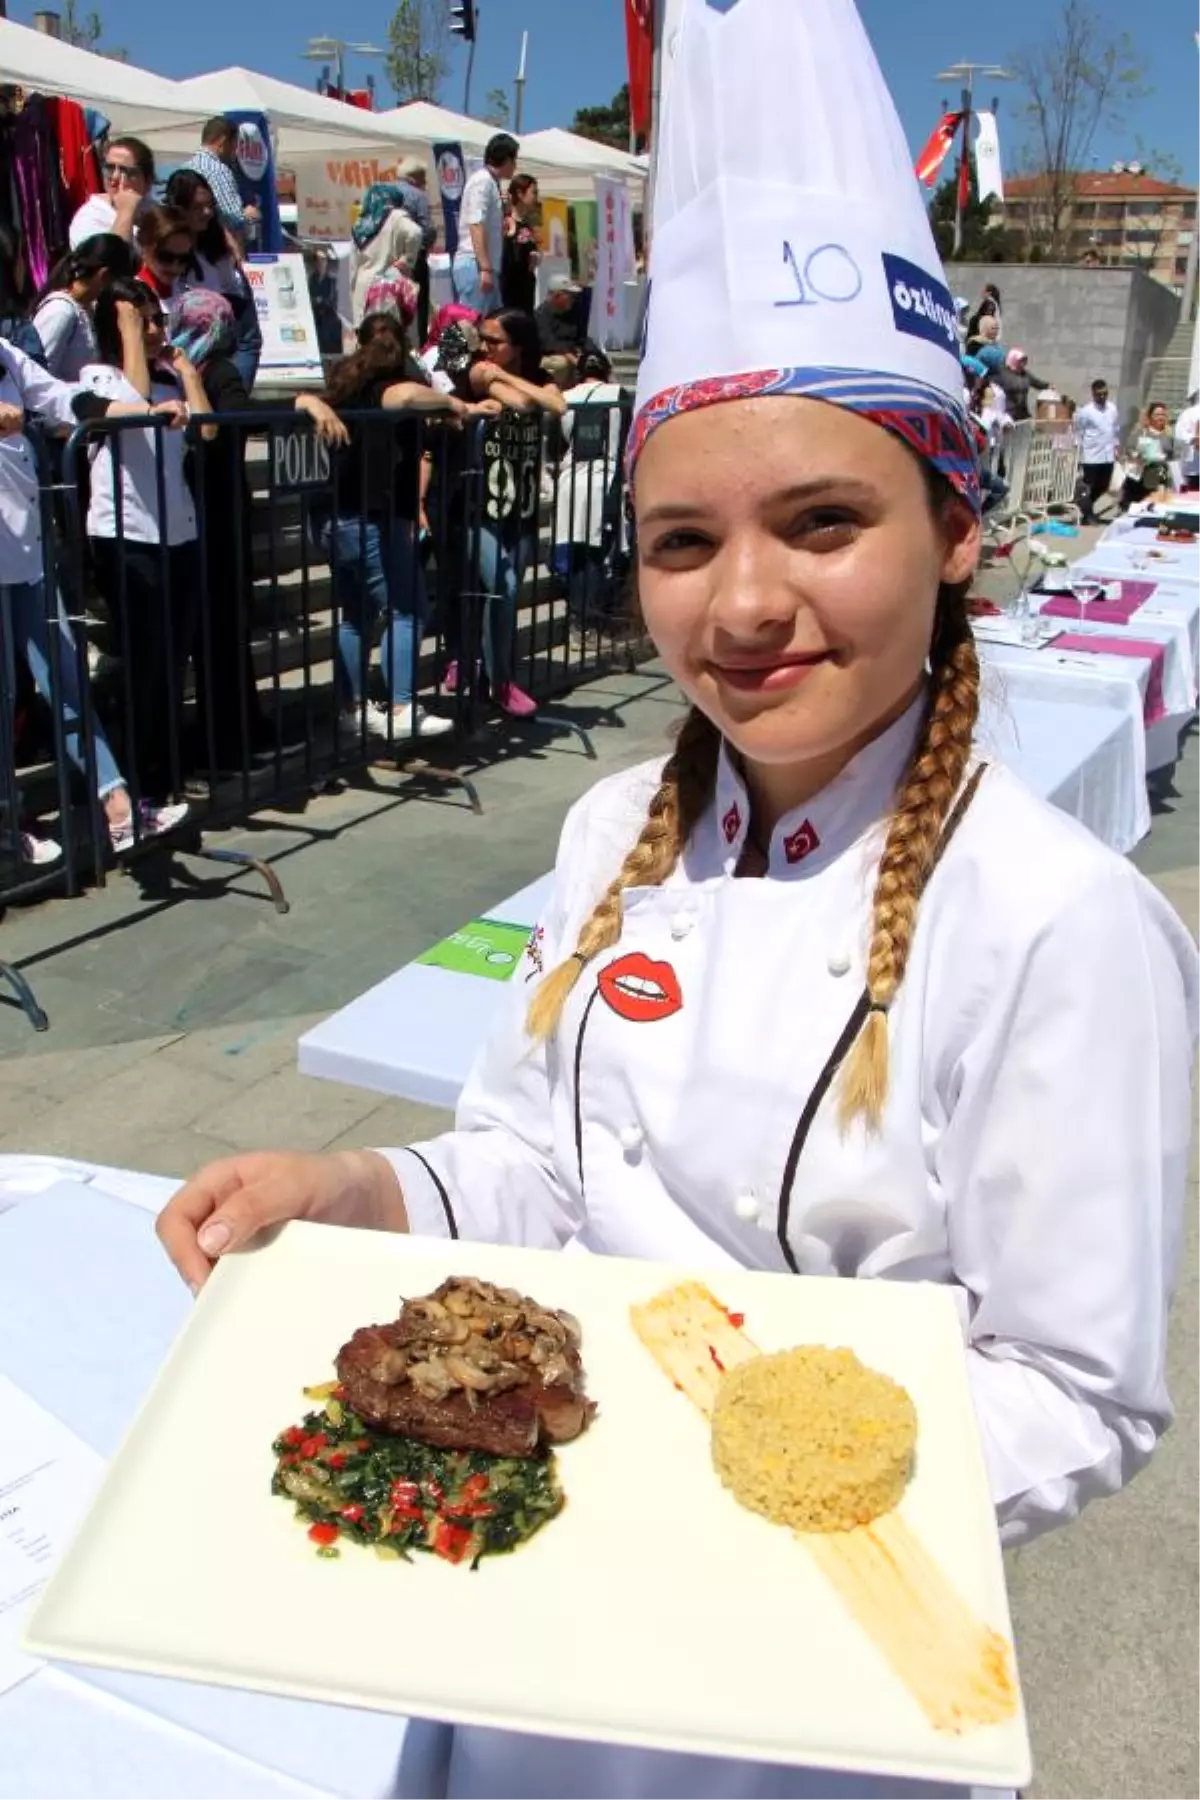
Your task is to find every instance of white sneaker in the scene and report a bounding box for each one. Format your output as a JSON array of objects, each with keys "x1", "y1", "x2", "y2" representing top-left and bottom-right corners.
[
  {"x1": 393, "y1": 704, "x2": 453, "y2": 740},
  {"x1": 0, "y1": 828, "x2": 62, "y2": 865},
  {"x1": 339, "y1": 702, "x2": 394, "y2": 741},
  {"x1": 109, "y1": 800, "x2": 189, "y2": 855}
]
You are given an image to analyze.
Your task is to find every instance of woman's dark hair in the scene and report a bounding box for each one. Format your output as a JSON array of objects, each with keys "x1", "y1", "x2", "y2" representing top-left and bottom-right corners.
[
  {"x1": 983, "y1": 282, "x2": 1001, "y2": 304},
  {"x1": 135, "y1": 204, "x2": 193, "y2": 260},
  {"x1": 508, "y1": 173, "x2": 538, "y2": 207},
  {"x1": 37, "y1": 233, "x2": 133, "y2": 306},
  {"x1": 93, "y1": 276, "x2": 160, "y2": 366},
  {"x1": 491, "y1": 307, "x2": 543, "y2": 382},
  {"x1": 326, "y1": 312, "x2": 410, "y2": 405},
  {"x1": 575, "y1": 342, "x2": 612, "y2": 383},
  {"x1": 108, "y1": 135, "x2": 155, "y2": 185},
  {"x1": 165, "y1": 170, "x2": 227, "y2": 265}
]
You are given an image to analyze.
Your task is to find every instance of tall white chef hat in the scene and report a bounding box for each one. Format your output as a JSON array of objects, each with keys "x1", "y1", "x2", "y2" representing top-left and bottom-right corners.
[{"x1": 629, "y1": 0, "x2": 981, "y2": 511}]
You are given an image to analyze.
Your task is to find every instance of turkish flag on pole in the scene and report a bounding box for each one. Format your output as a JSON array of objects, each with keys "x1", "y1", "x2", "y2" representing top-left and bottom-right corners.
[
  {"x1": 626, "y1": 0, "x2": 653, "y2": 142},
  {"x1": 914, "y1": 110, "x2": 963, "y2": 187}
]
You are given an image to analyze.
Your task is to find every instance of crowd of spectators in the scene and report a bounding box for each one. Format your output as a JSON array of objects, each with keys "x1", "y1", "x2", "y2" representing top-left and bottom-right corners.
[
  {"x1": 957, "y1": 279, "x2": 1199, "y2": 525},
  {"x1": 0, "y1": 130, "x2": 633, "y2": 875}
]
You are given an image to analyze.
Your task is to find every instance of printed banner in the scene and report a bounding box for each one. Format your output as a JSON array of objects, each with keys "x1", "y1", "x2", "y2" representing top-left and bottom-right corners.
[
  {"x1": 914, "y1": 111, "x2": 963, "y2": 188},
  {"x1": 571, "y1": 198, "x2": 599, "y2": 284},
  {"x1": 592, "y1": 176, "x2": 636, "y2": 350},
  {"x1": 433, "y1": 140, "x2": 467, "y2": 261},
  {"x1": 973, "y1": 111, "x2": 1004, "y2": 204},
  {"x1": 537, "y1": 196, "x2": 570, "y2": 261},
  {"x1": 294, "y1": 152, "x2": 402, "y2": 242},
  {"x1": 417, "y1": 917, "x2": 531, "y2": 981},
  {"x1": 225, "y1": 110, "x2": 282, "y2": 254},
  {"x1": 245, "y1": 253, "x2": 322, "y2": 374}
]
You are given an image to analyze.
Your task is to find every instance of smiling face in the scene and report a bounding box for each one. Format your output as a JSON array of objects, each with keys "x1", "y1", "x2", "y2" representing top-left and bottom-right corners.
[
  {"x1": 633, "y1": 397, "x2": 979, "y2": 783},
  {"x1": 1148, "y1": 404, "x2": 1169, "y2": 432}
]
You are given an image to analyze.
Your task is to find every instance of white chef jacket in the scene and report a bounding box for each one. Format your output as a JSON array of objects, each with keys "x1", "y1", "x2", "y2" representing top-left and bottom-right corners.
[
  {"x1": 0, "y1": 341, "x2": 86, "y2": 586},
  {"x1": 1174, "y1": 403, "x2": 1200, "y2": 482},
  {"x1": 1073, "y1": 400, "x2": 1121, "y2": 466},
  {"x1": 383, "y1": 698, "x2": 1197, "y2": 1800}
]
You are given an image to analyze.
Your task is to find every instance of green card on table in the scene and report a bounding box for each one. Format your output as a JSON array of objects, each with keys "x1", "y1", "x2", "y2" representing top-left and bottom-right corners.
[{"x1": 417, "y1": 917, "x2": 532, "y2": 982}]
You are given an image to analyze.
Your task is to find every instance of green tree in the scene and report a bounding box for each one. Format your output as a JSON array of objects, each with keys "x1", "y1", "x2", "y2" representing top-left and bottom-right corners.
[
  {"x1": 930, "y1": 164, "x2": 1025, "y2": 263},
  {"x1": 60, "y1": 0, "x2": 126, "y2": 59},
  {"x1": 1007, "y1": 0, "x2": 1147, "y2": 258},
  {"x1": 485, "y1": 86, "x2": 511, "y2": 128},
  {"x1": 571, "y1": 83, "x2": 634, "y2": 151},
  {"x1": 385, "y1": 0, "x2": 450, "y2": 104}
]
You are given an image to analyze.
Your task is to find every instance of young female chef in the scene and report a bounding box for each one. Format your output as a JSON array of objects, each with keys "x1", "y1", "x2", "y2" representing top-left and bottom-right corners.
[{"x1": 158, "y1": 0, "x2": 1197, "y2": 1793}]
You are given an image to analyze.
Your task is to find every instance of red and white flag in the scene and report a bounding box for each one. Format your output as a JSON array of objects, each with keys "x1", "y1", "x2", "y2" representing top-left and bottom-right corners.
[
  {"x1": 914, "y1": 110, "x2": 963, "y2": 187},
  {"x1": 626, "y1": 0, "x2": 654, "y2": 143}
]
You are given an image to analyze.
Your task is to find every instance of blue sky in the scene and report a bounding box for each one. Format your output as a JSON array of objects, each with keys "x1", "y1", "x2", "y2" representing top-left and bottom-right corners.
[{"x1": 20, "y1": 0, "x2": 1199, "y2": 181}]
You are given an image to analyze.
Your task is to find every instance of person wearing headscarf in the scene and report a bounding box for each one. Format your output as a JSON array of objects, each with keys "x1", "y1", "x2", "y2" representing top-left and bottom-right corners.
[
  {"x1": 994, "y1": 345, "x2": 1050, "y2": 423},
  {"x1": 159, "y1": 7, "x2": 1197, "y2": 1799},
  {"x1": 168, "y1": 288, "x2": 345, "y2": 772},
  {"x1": 350, "y1": 184, "x2": 425, "y2": 327}
]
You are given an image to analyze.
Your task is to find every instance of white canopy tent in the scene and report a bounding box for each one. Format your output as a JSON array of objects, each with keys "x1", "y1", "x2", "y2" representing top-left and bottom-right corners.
[
  {"x1": 517, "y1": 127, "x2": 646, "y2": 185},
  {"x1": 0, "y1": 17, "x2": 204, "y2": 132},
  {"x1": 142, "y1": 67, "x2": 411, "y2": 158}
]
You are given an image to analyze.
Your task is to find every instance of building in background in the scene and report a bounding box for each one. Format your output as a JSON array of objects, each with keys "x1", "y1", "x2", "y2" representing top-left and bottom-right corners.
[{"x1": 997, "y1": 166, "x2": 1196, "y2": 292}]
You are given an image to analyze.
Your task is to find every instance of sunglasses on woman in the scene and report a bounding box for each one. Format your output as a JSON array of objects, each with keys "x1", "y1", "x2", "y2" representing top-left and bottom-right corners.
[
  {"x1": 155, "y1": 248, "x2": 191, "y2": 269},
  {"x1": 103, "y1": 161, "x2": 140, "y2": 182}
]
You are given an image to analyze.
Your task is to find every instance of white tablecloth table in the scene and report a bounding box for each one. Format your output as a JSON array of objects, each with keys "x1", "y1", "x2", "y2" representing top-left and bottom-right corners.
[
  {"x1": 0, "y1": 1160, "x2": 412, "y2": 1800},
  {"x1": 297, "y1": 877, "x2": 552, "y2": 1110},
  {"x1": 300, "y1": 672, "x2": 1150, "y2": 1112}
]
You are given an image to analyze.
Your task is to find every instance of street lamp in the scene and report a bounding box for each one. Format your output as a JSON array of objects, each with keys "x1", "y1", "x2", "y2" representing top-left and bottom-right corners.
[
  {"x1": 303, "y1": 36, "x2": 384, "y2": 101},
  {"x1": 933, "y1": 61, "x2": 1013, "y2": 257}
]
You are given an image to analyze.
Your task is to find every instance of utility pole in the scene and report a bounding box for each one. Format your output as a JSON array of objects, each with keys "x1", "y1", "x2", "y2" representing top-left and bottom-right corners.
[
  {"x1": 934, "y1": 60, "x2": 1011, "y2": 257},
  {"x1": 513, "y1": 30, "x2": 528, "y2": 133}
]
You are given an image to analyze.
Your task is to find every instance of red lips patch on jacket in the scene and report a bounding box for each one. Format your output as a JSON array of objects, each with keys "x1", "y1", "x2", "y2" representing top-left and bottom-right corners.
[{"x1": 596, "y1": 952, "x2": 684, "y2": 1024}]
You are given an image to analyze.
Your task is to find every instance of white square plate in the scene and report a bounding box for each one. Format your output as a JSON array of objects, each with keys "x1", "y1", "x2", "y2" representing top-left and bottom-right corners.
[{"x1": 24, "y1": 1225, "x2": 1030, "y2": 1789}]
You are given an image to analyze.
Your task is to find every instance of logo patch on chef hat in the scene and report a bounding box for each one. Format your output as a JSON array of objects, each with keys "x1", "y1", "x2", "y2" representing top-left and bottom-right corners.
[
  {"x1": 722, "y1": 802, "x2": 741, "y2": 844},
  {"x1": 784, "y1": 820, "x2": 820, "y2": 864}
]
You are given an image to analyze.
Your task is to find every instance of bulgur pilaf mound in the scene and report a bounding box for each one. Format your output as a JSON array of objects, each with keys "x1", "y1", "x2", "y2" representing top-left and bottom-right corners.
[{"x1": 711, "y1": 1346, "x2": 916, "y2": 1533}]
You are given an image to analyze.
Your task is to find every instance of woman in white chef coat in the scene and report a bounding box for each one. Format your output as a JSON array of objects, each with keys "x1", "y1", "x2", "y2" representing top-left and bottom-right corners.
[{"x1": 159, "y1": 0, "x2": 1198, "y2": 1794}]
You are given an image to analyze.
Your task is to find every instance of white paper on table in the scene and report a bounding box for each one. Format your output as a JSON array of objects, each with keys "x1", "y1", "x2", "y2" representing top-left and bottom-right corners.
[{"x1": 0, "y1": 1375, "x2": 104, "y2": 1695}]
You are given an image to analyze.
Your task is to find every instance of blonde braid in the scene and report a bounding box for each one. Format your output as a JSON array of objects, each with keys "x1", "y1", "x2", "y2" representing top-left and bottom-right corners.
[
  {"x1": 838, "y1": 588, "x2": 981, "y2": 1132},
  {"x1": 526, "y1": 705, "x2": 720, "y2": 1041}
]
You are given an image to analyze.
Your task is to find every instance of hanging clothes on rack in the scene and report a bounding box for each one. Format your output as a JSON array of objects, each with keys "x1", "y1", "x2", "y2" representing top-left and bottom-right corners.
[
  {"x1": 46, "y1": 96, "x2": 101, "y2": 217},
  {"x1": 12, "y1": 97, "x2": 68, "y2": 288}
]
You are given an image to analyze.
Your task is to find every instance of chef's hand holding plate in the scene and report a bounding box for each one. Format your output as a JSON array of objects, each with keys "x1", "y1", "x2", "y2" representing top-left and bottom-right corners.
[{"x1": 156, "y1": 1150, "x2": 408, "y2": 1292}]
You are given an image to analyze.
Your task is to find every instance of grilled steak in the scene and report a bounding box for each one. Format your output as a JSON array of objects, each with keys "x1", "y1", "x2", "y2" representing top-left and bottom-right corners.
[{"x1": 336, "y1": 1276, "x2": 594, "y2": 1457}]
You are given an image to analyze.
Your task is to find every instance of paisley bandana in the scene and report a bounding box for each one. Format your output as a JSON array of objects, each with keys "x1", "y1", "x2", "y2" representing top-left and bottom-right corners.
[{"x1": 627, "y1": 365, "x2": 981, "y2": 513}]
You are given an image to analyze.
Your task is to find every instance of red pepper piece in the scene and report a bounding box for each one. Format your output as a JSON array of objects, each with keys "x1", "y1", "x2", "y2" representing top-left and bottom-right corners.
[
  {"x1": 299, "y1": 1433, "x2": 328, "y2": 1458},
  {"x1": 460, "y1": 1473, "x2": 490, "y2": 1503},
  {"x1": 307, "y1": 1521, "x2": 340, "y2": 1546},
  {"x1": 433, "y1": 1521, "x2": 473, "y2": 1563},
  {"x1": 339, "y1": 1505, "x2": 364, "y2": 1523},
  {"x1": 327, "y1": 1452, "x2": 348, "y2": 1470},
  {"x1": 280, "y1": 1426, "x2": 306, "y2": 1447},
  {"x1": 726, "y1": 1311, "x2": 746, "y2": 1329}
]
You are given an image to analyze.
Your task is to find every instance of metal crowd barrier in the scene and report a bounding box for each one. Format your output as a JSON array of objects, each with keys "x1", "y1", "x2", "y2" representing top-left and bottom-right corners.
[{"x1": 0, "y1": 395, "x2": 645, "y2": 1030}]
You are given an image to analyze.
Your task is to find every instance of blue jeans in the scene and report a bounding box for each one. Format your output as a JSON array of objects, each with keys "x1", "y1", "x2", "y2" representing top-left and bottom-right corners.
[
  {"x1": 451, "y1": 253, "x2": 500, "y2": 317},
  {"x1": 0, "y1": 580, "x2": 124, "y2": 800},
  {"x1": 476, "y1": 527, "x2": 532, "y2": 691},
  {"x1": 318, "y1": 514, "x2": 426, "y2": 708}
]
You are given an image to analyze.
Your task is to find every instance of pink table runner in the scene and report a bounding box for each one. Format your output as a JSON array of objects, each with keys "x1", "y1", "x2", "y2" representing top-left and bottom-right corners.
[
  {"x1": 1039, "y1": 578, "x2": 1157, "y2": 625},
  {"x1": 1051, "y1": 633, "x2": 1166, "y2": 724}
]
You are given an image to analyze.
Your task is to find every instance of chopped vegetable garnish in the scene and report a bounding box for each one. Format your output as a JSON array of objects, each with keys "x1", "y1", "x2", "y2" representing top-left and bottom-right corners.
[{"x1": 273, "y1": 1393, "x2": 563, "y2": 1568}]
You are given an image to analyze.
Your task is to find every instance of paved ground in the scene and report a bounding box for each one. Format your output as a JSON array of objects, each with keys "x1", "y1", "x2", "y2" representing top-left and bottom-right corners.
[{"x1": 0, "y1": 530, "x2": 1195, "y2": 1798}]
